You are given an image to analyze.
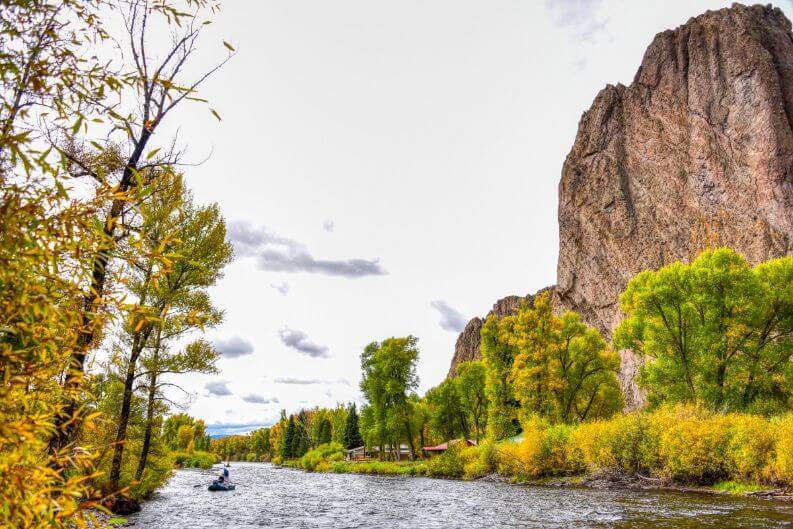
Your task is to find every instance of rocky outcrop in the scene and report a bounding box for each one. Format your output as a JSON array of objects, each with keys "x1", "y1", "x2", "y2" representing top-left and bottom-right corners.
[
  {"x1": 447, "y1": 288, "x2": 554, "y2": 378},
  {"x1": 556, "y1": 3, "x2": 793, "y2": 408},
  {"x1": 450, "y1": 4, "x2": 793, "y2": 409}
]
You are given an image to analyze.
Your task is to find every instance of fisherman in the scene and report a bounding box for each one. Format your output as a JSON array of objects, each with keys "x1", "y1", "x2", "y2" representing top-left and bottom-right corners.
[{"x1": 222, "y1": 465, "x2": 230, "y2": 483}]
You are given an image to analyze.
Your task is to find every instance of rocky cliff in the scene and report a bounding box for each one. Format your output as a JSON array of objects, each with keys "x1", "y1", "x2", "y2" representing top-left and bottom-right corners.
[{"x1": 450, "y1": 4, "x2": 793, "y2": 408}]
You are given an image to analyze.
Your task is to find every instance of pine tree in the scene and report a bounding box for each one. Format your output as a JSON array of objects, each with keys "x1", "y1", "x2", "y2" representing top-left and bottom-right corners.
[
  {"x1": 344, "y1": 403, "x2": 364, "y2": 449},
  {"x1": 282, "y1": 416, "x2": 296, "y2": 459}
]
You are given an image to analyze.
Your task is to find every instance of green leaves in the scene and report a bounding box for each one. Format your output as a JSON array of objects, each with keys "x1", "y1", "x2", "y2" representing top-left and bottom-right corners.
[{"x1": 616, "y1": 247, "x2": 793, "y2": 413}]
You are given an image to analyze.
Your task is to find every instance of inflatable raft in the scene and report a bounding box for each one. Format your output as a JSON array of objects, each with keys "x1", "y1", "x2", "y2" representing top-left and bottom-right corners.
[{"x1": 208, "y1": 480, "x2": 235, "y2": 491}]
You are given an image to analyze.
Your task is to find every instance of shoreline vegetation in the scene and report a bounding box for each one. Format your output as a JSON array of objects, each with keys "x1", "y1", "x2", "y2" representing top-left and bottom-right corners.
[
  {"x1": 268, "y1": 402, "x2": 793, "y2": 502},
  {"x1": 212, "y1": 248, "x2": 793, "y2": 505}
]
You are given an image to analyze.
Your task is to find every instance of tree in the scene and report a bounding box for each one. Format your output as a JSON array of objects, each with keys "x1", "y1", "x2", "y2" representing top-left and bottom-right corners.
[
  {"x1": 108, "y1": 172, "x2": 230, "y2": 490},
  {"x1": 343, "y1": 403, "x2": 364, "y2": 449},
  {"x1": 481, "y1": 315, "x2": 520, "y2": 440},
  {"x1": 426, "y1": 379, "x2": 468, "y2": 441},
  {"x1": 359, "y1": 336, "x2": 420, "y2": 460},
  {"x1": 456, "y1": 361, "x2": 488, "y2": 442},
  {"x1": 508, "y1": 293, "x2": 622, "y2": 425},
  {"x1": 282, "y1": 415, "x2": 296, "y2": 459},
  {"x1": 162, "y1": 414, "x2": 194, "y2": 450},
  {"x1": 317, "y1": 418, "x2": 332, "y2": 445},
  {"x1": 51, "y1": 0, "x2": 233, "y2": 456},
  {"x1": 615, "y1": 248, "x2": 793, "y2": 413}
]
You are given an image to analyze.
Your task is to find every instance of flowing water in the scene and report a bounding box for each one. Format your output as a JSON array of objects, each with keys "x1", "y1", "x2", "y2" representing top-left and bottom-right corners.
[{"x1": 129, "y1": 462, "x2": 793, "y2": 528}]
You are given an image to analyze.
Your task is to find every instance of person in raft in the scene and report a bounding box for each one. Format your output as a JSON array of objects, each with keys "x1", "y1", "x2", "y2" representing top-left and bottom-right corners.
[{"x1": 222, "y1": 465, "x2": 230, "y2": 482}]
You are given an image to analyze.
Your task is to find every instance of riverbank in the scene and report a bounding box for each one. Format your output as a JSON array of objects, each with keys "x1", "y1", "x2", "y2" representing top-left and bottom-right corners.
[{"x1": 280, "y1": 458, "x2": 793, "y2": 501}]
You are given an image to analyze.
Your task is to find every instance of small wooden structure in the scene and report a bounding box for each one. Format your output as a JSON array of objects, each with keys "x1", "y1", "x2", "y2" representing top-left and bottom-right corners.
[
  {"x1": 346, "y1": 446, "x2": 367, "y2": 461},
  {"x1": 422, "y1": 439, "x2": 478, "y2": 456},
  {"x1": 346, "y1": 444, "x2": 412, "y2": 461}
]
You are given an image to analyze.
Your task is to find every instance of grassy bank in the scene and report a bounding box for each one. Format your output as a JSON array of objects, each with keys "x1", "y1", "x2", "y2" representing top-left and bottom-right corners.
[{"x1": 278, "y1": 406, "x2": 793, "y2": 497}]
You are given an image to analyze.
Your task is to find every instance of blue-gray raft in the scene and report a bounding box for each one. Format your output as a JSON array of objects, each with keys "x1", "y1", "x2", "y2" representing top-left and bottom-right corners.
[{"x1": 208, "y1": 480, "x2": 235, "y2": 491}]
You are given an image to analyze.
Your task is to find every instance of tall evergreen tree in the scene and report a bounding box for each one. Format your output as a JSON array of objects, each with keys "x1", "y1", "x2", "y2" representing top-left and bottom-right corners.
[
  {"x1": 344, "y1": 403, "x2": 364, "y2": 448},
  {"x1": 282, "y1": 416, "x2": 296, "y2": 459}
]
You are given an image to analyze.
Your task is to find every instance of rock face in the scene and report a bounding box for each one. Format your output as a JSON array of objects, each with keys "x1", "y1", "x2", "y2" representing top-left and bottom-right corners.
[
  {"x1": 556, "y1": 3, "x2": 793, "y2": 408},
  {"x1": 447, "y1": 288, "x2": 554, "y2": 378},
  {"x1": 449, "y1": 4, "x2": 793, "y2": 409}
]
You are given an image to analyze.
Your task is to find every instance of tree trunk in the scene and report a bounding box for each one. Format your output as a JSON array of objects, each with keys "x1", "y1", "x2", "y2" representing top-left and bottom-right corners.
[
  {"x1": 50, "y1": 127, "x2": 153, "y2": 454},
  {"x1": 109, "y1": 331, "x2": 148, "y2": 491},
  {"x1": 135, "y1": 329, "x2": 162, "y2": 481}
]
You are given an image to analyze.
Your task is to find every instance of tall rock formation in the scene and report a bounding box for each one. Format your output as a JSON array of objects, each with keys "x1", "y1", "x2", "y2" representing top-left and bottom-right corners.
[
  {"x1": 450, "y1": 4, "x2": 793, "y2": 409},
  {"x1": 558, "y1": 3, "x2": 793, "y2": 407}
]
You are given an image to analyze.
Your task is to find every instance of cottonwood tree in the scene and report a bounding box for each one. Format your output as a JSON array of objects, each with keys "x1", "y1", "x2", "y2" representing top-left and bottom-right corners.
[
  {"x1": 615, "y1": 248, "x2": 793, "y2": 413},
  {"x1": 52, "y1": 0, "x2": 233, "y2": 455},
  {"x1": 359, "y1": 336, "x2": 420, "y2": 460},
  {"x1": 108, "y1": 173, "x2": 230, "y2": 491},
  {"x1": 507, "y1": 293, "x2": 622, "y2": 425},
  {"x1": 426, "y1": 378, "x2": 468, "y2": 442},
  {"x1": 455, "y1": 361, "x2": 488, "y2": 442}
]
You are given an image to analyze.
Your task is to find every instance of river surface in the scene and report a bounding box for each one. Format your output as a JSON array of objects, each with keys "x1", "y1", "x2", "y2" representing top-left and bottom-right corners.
[{"x1": 129, "y1": 462, "x2": 793, "y2": 528}]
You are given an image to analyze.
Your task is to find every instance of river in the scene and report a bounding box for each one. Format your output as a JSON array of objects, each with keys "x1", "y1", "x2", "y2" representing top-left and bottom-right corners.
[{"x1": 128, "y1": 463, "x2": 793, "y2": 528}]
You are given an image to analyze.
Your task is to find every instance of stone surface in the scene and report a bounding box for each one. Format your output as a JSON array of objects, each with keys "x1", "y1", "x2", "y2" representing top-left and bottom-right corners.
[
  {"x1": 557, "y1": 2, "x2": 793, "y2": 408},
  {"x1": 449, "y1": 4, "x2": 793, "y2": 409}
]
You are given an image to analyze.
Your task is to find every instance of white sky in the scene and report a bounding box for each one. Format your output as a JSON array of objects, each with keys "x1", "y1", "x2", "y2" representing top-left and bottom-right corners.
[{"x1": 138, "y1": 0, "x2": 793, "y2": 435}]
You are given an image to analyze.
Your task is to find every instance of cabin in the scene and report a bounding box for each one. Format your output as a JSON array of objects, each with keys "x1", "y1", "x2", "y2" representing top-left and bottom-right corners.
[
  {"x1": 346, "y1": 444, "x2": 412, "y2": 461},
  {"x1": 422, "y1": 439, "x2": 478, "y2": 456},
  {"x1": 346, "y1": 446, "x2": 367, "y2": 461}
]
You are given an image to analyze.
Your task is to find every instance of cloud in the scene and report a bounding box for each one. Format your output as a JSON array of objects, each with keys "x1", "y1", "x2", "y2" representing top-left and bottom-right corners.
[
  {"x1": 206, "y1": 422, "x2": 271, "y2": 438},
  {"x1": 213, "y1": 336, "x2": 254, "y2": 358},
  {"x1": 228, "y1": 221, "x2": 386, "y2": 278},
  {"x1": 242, "y1": 394, "x2": 279, "y2": 404},
  {"x1": 430, "y1": 300, "x2": 468, "y2": 333},
  {"x1": 270, "y1": 282, "x2": 289, "y2": 295},
  {"x1": 545, "y1": 0, "x2": 608, "y2": 43},
  {"x1": 273, "y1": 376, "x2": 349, "y2": 385},
  {"x1": 322, "y1": 220, "x2": 335, "y2": 232},
  {"x1": 274, "y1": 377, "x2": 324, "y2": 385},
  {"x1": 205, "y1": 380, "x2": 232, "y2": 397},
  {"x1": 278, "y1": 327, "x2": 330, "y2": 358}
]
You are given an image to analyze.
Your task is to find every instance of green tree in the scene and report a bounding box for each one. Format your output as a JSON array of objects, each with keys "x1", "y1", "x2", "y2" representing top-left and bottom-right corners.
[
  {"x1": 456, "y1": 361, "x2": 488, "y2": 442},
  {"x1": 162, "y1": 414, "x2": 194, "y2": 450},
  {"x1": 359, "y1": 336, "x2": 420, "y2": 459},
  {"x1": 481, "y1": 315, "x2": 520, "y2": 439},
  {"x1": 282, "y1": 415, "x2": 296, "y2": 459},
  {"x1": 508, "y1": 294, "x2": 622, "y2": 425},
  {"x1": 343, "y1": 403, "x2": 364, "y2": 448},
  {"x1": 426, "y1": 379, "x2": 468, "y2": 441},
  {"x1": 615, "y1": 248, "x2": 793, "y2": 412}
]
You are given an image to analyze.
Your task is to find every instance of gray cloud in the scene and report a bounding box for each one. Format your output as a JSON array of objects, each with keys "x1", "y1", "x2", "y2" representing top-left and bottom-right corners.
[
  {"x1": 273, "y1": 376, "x2": 348, "y2": 385},
  {"x1": 323, "y1": 220, "x2": 335, "y2": 232},
  {"x1": 270, "y1": 282, "x2": 289, "y2": 295},
  {"x1": 213, "y1": 336, "x2": 254, "y2": 358},
  {"x1": 278, "y1": 327, "x2": 330, "y2": 358},
  {"x1": 274, "y1": 377, "x2": 323, "y2": 385},
  {"x1": 205, "y1": 380, "x2": 232, "y2": 397},
  {"x1": 228, "y1": 221, "x2": 386, "y2": 278},
  {"x1": 546, "y1": 0, "x2": 607, "y2": 43},
  {"x1": 242, "y1": 393, "x2": 279, "y2": 404},
  {"x1": 430, "y1": 300, "x2": 468, "y2": 333}
]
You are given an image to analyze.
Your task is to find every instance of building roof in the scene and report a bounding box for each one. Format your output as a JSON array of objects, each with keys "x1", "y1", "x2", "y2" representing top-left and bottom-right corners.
[{"x1": 422, "y1": 439, "x2": 478, "y2": 452}]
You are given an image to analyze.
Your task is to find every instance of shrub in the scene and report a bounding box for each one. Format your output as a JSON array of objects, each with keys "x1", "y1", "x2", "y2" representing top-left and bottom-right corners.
[
  {"x1": 423, "y1": 444, "x2": 465, "y2": 478},
  {"x1": 569, "y1": 413, "x2": 643, "y2": 473},
  {"x1": 774, "y1": 415, "x2": 793, "y2": 484},
  {"x1": 296, "y1": 443, "x2": 346, "y2": 472},
  {"x1": 461, "y1": 443, "x2": 497, "y2": 479},
  {"x1": 172, "y1": 450, "x2": 216, "y2": 469}
]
